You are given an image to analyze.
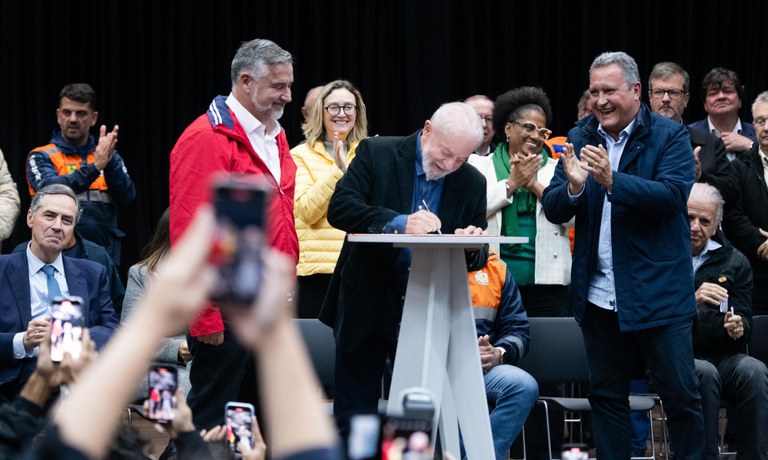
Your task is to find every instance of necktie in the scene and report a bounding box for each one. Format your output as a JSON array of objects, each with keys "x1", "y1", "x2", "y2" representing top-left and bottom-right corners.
[{"x1": 41, "y1": 265, "x2": 62, "y2": 302}]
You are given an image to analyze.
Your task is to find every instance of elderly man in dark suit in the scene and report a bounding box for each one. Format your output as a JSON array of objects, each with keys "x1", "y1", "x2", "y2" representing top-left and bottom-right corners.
[
  {"x1": 542, "y1": 51, "x2": 703, "y2": 459},
  {"x1": 320, "y1": 101, "x2": 488, "y2": 440},
  {"x1": 0, "y1": 184, "x2": 117, "y2": 401}
]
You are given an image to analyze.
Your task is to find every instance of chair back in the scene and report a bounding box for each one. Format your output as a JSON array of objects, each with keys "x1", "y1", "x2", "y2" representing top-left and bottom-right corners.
[
  {"x1": 295, "y1": 318, "x2": 336, "y2": 397},
  {"x1": 517, "y1": 317, "x2": 589, "y2": 385},
  {"x1": 748, "y1": 315, "x2": 768, "y2": 366}
]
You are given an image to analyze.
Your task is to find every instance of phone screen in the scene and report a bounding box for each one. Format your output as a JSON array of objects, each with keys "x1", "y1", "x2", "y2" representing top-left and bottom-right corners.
[
  {"x1": 50, "y1": 297, "x2": 84, "y2": 363},
  {"x1": 225, "y1": 402, "x2": 255, "y2": 457},
  {"x1": 210, "y1": 175, "x2": 271, "y2": 307},
  {"x1": 348, "y1": 415, "x2": 434, "y2": 460},
  {"x1": 147, "y1": 365, "x2": 178, "y2": 424}
]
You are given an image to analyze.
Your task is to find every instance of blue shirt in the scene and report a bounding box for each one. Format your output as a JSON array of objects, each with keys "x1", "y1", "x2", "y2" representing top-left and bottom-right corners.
[
  {"x1": 382, "y1": 131, "x2": 446, "y2": 311},
  {"x1": 383, "y1": 131, "x2": 445, "y2": 233},
  {"x1": 588, "y1": 118, "x2": 637, "y2": 311},
  {"x1": 12, "y1": 246, "x2": 70, "y2": 359}
]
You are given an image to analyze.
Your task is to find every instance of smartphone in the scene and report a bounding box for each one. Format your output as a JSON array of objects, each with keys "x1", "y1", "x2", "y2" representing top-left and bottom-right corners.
[
  {"x1": 225, "y1": 401, "x2": 255, "y2": 458},
  {"x1": 147, "y1": 365, "x2": 178, "y2": 424},
  {"x1": 210, "y1": 174, "x2": 272, "y2": 307},
  {"x1": 50, "y1": 296, "x2": 84, "y2": 363},
  {"x1": 348, "y1": 415, "x2": 434, "y2": 460}
]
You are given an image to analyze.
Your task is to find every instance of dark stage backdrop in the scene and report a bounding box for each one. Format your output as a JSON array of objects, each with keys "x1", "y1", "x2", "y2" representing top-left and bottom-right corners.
[{"x1": 1, "y1": 0, "x2": 765, "y2": 275}]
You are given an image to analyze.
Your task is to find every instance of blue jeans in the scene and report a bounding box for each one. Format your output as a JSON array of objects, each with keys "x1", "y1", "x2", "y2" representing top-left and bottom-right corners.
[
  {"x1": 484, "y1": 364, "x2": 539, "y2": 460},
  {"x1": 581, "y1": 304, "x2": 703, "y2": 460}
]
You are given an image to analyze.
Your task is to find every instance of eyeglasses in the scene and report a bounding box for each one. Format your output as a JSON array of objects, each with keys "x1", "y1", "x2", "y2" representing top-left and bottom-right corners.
[
  {"x1": 324, "y1": 104, "x2": 357, "y2": 116},
  {"x1": 511, "y1": 121, "x2": 552, "y2": 140},
  {"x1": 650, "y1": 89, "x2": 687, "y2": 100},
  {"x1": 479, "y1": 115, "x2": 493, "y2": 124},
  {"x1": 754, "y1": 117, "x2": 768, "y2": 127}
]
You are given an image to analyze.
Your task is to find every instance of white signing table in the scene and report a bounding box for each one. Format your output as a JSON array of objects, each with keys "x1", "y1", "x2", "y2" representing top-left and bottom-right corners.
[{"x1": 347, "y1": 234, "x2": 527, "y2": 459}]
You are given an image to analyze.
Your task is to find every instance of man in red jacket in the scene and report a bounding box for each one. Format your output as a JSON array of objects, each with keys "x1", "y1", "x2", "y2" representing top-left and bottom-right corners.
[{"x1": 168, "y1": 38, "x2": 298, "y2": 429}]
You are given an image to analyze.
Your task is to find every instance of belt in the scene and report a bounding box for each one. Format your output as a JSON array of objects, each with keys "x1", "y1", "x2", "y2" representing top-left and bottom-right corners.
[{"x1": 77, "y1": 190, "x2": 113, "y2": 204}]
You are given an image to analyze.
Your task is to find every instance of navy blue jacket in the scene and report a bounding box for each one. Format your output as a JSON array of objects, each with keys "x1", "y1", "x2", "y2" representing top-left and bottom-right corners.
[
  {"x1": 542, "y1": 104, "x2": 696, "y2": 331},
  {"x1": 0, "y1": 252, "x2": 118, "y2": 397}
]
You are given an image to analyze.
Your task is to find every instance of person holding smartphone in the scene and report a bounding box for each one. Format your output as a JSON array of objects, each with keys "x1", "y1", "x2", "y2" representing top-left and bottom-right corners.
[
  {"x1": 0, "y1": 184, "x2": 118, "y2": 401},
  {"x1": 27, "y1": 208, "x2": 340, "y2": 460},
  {"x1": 168, "y1": 38, "x2": 299, "y2": 430}
]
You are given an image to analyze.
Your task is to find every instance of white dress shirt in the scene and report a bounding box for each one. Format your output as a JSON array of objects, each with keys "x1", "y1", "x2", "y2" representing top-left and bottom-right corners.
[{"x1": 225, "y1": 93, "x2": 283, "y2": 183}]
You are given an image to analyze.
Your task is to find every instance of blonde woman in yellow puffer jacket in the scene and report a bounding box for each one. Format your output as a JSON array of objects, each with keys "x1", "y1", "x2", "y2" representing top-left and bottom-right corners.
[{"x1": 291, "y1": 80, "x2": 368, "y2": 317}]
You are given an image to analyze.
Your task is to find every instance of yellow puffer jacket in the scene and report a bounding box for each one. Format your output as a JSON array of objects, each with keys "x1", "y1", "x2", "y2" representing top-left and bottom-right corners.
[{"x1": 291, "y1": 141, "x2": 357, "y2": 276}]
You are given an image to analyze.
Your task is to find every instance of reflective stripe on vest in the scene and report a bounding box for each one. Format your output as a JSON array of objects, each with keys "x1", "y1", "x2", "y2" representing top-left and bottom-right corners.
[
  {"x1": 468, "y1": 254, "x2": 507, "y2": 321},
  {"x1": 28, "y1": 143, "x2": 109, "y2": 196}
]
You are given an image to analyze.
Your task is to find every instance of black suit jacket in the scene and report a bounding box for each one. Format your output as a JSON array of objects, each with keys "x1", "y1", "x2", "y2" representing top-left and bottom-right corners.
[
  {"x1": 723, "y1": 146, "x2": 768, "y2": 282},
  {"x1": 0, "y1": 252, "x2": 118, "y2": 398},
  {"x1": 688, "y1": 127, "x2": 736, "y2": 203},
  {"x1": 320, "y1": 132, "x2": 487, "y2": 352}
]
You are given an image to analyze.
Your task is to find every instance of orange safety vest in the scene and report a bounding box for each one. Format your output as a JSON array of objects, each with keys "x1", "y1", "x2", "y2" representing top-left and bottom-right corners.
[
  {"x1": 27, "y1": 143, "x2": 109, "y2": 196},
  {"x1": 468, "y1": 253, "x2": 507, "y2": 315}
]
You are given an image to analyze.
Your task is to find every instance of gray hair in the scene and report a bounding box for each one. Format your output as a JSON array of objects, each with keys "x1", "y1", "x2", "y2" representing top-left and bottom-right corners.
[
  {"x1": 590, "y1": 51, "x2": 641, "y2": 87},
  {"x1": 230, "y1": 39, "x2": 293, "y2": 85},
  {"x1": 689, "y1": 183, "x2": 724, "y2": 226},
  {"x1": 430, "y1": 102, "x2": 484, "y2": 149},
  {"x1": 30, "y1": 184, "x2": 81, "y2": 223},
  {"x1": 649, "y1": 62, "x2": 690, "y2": 93},
  {"x1": 752, "y1": 91, "x2": 768, "y2": 113}
]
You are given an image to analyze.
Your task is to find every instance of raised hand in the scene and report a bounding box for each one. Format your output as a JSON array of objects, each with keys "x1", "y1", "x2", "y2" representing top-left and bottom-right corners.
[
  {"x1": 579, "y1": 144, "x2": 613, "y2": 190},
  {"x1": 332, "y1": 132, "x2": 347, "y2": 173},
  {"x1": 93, "y1": 124, "x2": 119, "y2": 170},
  {"x1": 561, "y1": 143, "x2": 587, "y2": 195}
]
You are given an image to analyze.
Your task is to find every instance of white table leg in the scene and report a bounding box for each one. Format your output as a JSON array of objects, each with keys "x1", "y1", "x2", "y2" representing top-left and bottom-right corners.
[{"x1": 387, "y1": 247, "x2": 494, "y2": 459}]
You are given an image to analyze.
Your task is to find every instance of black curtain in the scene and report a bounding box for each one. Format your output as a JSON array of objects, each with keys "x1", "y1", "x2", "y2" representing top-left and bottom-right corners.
[{"x1": 1, "y1": 0, "x2": 765, "y2": 274}]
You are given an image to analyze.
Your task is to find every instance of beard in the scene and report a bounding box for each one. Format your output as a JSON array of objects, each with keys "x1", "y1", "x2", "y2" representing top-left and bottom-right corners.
[
  {"x1": 422, "y1": 142, "x2": 449, "y2": 181},
  {"x1": 254, "y1": 100, "x2": 284, "y2": 121}
]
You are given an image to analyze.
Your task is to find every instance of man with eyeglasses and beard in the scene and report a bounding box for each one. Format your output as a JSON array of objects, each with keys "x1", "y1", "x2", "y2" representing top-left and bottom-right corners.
[{"x1": 648, "y1": 62, "x2": 736, "y2": 203}]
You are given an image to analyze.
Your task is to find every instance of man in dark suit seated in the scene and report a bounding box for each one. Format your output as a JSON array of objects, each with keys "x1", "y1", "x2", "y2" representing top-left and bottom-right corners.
[
  {"x1": 12, "y1": 231, "x2": 125, "y2": 316},
  {"x1": 320, "y1": 102, "x2": 488, "y2": 443},
  {"x1": 688, "y1": 67, "x2": 756, "y2": 162},
  {"x1": 647, "y1": 62, "x2": 736, "y2": 203},
  {"x1": 0, "y1": 184, "x2": 118, "y2": 401}
]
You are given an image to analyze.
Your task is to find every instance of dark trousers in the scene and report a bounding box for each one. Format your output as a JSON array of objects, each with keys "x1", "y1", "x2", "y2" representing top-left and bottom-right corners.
[
  {"x1": 297, "y1": 273, "x2": 332, "y2": 319},
  {"x1": 333, "y1": 331, "x2": 398, "y2": 441},
  {"x1": 581, "y1": 303, "x2": 703, "y2": 459},
  {"x1": 696, "y1": 354, "x2": 768, "y2": 460},
  {"x1": 186, "y1": 327, "x2": 260, "y2": 430}
]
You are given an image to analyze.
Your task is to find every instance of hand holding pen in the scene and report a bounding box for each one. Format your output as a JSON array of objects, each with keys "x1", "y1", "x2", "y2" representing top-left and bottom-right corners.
[{"x1": 405, "y1": 199, "x2": 442, "y2": 234}]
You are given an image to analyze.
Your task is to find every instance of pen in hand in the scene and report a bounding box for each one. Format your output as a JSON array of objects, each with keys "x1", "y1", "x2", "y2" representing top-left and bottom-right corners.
[{"x1": 420, "y1": 199, "x2": 442, "y2": 234}]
